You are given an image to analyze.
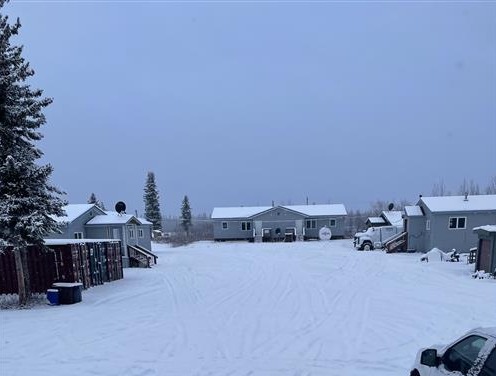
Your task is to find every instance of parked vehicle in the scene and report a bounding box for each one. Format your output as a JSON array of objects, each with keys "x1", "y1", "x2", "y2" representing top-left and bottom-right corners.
[
  {"x1": 353, "y1": 225, "x2": 402, "y2": 251},
  {"x1": 410, "y1": 327, "x2": 496, "y2": 376}
]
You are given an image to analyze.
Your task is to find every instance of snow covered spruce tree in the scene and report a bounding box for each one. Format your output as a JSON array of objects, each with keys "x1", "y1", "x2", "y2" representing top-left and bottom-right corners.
[
  {"x1": 181, "y1": 195, "x2": 192, "y2": 236},
  {"x1": 88, "y1": 192, "x2": 97, "y2": 204},
  {"x1": 87, "y1": 192, "x2": 105, "y2": 210},
  {"x1": 0, "y1": 1, "x2": 66, "y2": 306},
  {"x1": 143, "y1": 171, "x2": 162, "y2": 231}
]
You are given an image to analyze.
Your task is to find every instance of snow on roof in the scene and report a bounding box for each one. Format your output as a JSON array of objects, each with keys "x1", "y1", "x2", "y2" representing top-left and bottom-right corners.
[
  {"x1": 420, "y1": 195, "x2": 496, "y2": 213},
  {"x1": 211, "y1": 204, "x2": 347, "y2": 219},
  {"x1": 404, "y1": 206, "x2": 423, "y2": 217},
  {"x1": 211, "y1": 206, "x2": 272, "y2": 219},
  {"x1": 44, "y1": 239, "x2": 120, "y2": 245},
  {"x1": 473, "y1": 225, "x2": 496, "y2": 233},
  {"x1": 138, "y1": 217, "x2": 153, "y2": 225},
  {"x1": 53, "y1": 204, "x2": 96, "y2": 223},
  {"x1": 86, "y1": 212, "x2": 137, "y2": 225},
  {"x1": 367, "y1": 217, "x2": 386, "y2": 224},
  {"x1": 381, "y1": 211, "x2": 403, "y2": 227},
  {"x1": 284, "y1": 204, "x2": 347, "y2": 216}
]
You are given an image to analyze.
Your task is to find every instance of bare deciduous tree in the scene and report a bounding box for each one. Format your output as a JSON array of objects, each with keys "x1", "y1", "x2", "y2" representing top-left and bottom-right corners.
[
  {"x1": 431, "y1": 179, "x2": 450, "y2": 196},
  {"x1": 485, "y1": 176, "x2": 496, "y2": 194}
]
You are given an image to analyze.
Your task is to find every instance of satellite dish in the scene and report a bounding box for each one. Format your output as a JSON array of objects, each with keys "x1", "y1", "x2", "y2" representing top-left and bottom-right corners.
[
  {"x1": 319, "y1": 226, "x2": 332, "y2": 241},
  {"x1": 115, "y1": 201, "x2": 126, "y2": 214},
  {"x1": 388, "y1": 203, "x2": 394, "y2": 211}
]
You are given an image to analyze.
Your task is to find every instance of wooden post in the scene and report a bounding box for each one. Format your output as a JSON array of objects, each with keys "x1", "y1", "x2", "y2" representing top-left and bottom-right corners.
[{"x1": 14, "y1": 246, "x2": 27, "y2": 306}]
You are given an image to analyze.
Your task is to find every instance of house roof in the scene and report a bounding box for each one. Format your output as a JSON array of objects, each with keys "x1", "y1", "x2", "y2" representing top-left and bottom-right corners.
[
  {"x1": 381, "y1": 210, "x2": 403, "y2": 227},
  {"x1": 86, "y1": 211, "x2": 152, "y2": 226},
  {"x1": 367, "y1": 217, "x2": 386, "y2": 224},
  {"x1": 52, "y1": 204, "x2": 99, "y2": 223},
  {"x1": 404, "y1": 206, "x2": 424, "y2": 217},
  {"x1": 87, "y1": 212, "x2": 138, "y2": 225},
  {"x1": 44, "y1": 239, "x2": 120, "y2": 245},
  {"x1": 211, "y1": 204, "x2": 347, "y2": 219},
  {"x1": 284, "y1": 204, "x2": 347, "y2": 217},
  {"x1": 473, "y1": 225, "x2": 496, "y2": 233},
  {"x1": 419, "y1": 195, "x2": 496, "y2": 213},
  {"x1": 138, "y1": 218, "x2": 153, "y2": 225},
  {"x1": 211, "y1": 206, "x2": 272, "y2": 219}
]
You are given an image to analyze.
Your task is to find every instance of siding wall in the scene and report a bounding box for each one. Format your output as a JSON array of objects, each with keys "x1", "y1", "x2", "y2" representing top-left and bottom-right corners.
[
  {"x1": 427, "y1": 211, "x2": 496, "y2": 252},
  {"x1": 405, "y1": 216, "x2": 426, "y2": 252},
  {"x1": 304, "y1": 217, "x2": 346, "y2": 239},
  {"x1": 213, "y1": 220, "x2": 254, "y2": 240},
  {"x1": 85, "y1": 224, "x2": 153, "y2": 254}
]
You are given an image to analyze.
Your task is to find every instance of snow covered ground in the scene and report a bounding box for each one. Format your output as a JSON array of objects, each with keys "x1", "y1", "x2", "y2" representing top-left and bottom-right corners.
[{"x1": 1, "y1": 240, "x2": 495, "y2": 376}]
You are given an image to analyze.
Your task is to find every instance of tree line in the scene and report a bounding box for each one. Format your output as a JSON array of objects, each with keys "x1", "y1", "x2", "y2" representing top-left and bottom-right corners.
[{"x1": 431, "y1": 177, "x2": 496, "y2": 197}]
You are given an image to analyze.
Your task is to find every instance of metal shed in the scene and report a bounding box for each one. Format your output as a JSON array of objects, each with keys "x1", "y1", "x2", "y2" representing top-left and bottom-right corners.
[{"x1": 473, "y1": 225, "x2": 496, "y2": 276}]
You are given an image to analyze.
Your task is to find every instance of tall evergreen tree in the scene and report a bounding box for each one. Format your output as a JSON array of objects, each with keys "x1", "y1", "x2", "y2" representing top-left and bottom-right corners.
[
  {"x1": 88, "y1": 192, "x2": 97, "y2": 204},
  {"x1": 0, "y1": 1, "x2": 66, "y2": 306},
  {"x1": 87, "y1": 192, "x2": 105, "y2": 210},
  {"x1": 181, "y1": 195, "x2": 192, "y2": 236},
  {"x1": 143, "y1": 171, "x2": 162, "y2": 231}
]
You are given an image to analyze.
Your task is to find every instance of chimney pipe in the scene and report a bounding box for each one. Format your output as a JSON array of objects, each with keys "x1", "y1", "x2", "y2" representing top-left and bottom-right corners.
[{"x1": 464, "y1": 192, "x2": 468, "y2": 201}]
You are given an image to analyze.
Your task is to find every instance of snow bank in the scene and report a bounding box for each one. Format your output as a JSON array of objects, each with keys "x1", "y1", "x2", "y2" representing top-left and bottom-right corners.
[
  {"x1": 421, "y1": 248, "x2": 448, "y2": 262},
  {"x1": 1, "y1": 240, "x2": 495, "y2": 376}
]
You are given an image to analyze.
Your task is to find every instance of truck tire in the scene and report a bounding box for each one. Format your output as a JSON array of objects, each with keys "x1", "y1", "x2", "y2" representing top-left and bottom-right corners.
[{"x1": 363, "y1": 243, "x2": 372, "y2": 251}]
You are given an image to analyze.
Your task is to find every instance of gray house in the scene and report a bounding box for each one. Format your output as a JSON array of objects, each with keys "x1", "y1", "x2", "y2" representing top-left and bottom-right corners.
[
  {"x1": 212, "y1": 204, "x2": 347, "y2": 242},
  {"x1": 473, "y1": 225, "x2": 496, "y2": 276},
  {"x1": 47, "y1": 204, "x2": 156, "y2": 267},
  {"x1": 404, "y1": 194, "x2": 496, "y2": 253}
]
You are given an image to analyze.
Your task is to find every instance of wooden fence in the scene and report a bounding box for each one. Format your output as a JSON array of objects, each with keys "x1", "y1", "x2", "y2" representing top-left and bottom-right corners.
[{"x1": 0, "y1": 240, "x2": 123, "y2": 295}]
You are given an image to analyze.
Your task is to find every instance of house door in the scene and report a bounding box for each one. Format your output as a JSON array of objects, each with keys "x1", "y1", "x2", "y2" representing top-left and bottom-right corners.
[
  {"x1": 295, "y1": 219, "x2": 305, "y2": 240},
  {"x1": 478, "y1": 239, "x2": 492, "y2": 272},
  {"x1": 254, "y1": 221, "x2": 262, "y2": 237},
  {"x1": 295, "y1": 220, "x2": 303, "y2": 237}
]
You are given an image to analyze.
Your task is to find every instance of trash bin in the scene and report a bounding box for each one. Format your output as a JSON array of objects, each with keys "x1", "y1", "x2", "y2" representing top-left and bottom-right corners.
[
  {"x1": 46, "y1": 289, "x2": 59, "y2": 305},
  {"x1": 52, "y1": 282, "x2": 83, "y2": 304}
]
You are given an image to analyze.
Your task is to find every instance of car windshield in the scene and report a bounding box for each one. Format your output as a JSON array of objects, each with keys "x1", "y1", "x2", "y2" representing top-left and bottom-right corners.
[{"x1": 443, "y1": 335, "x2": 487, "y2": 375}]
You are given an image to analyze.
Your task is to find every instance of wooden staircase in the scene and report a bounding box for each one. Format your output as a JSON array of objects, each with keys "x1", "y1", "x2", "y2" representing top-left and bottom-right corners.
[
  {"x1": 384, "y1": 232, "x2": 408, "y2": 253},
  {"x1": 133, "y1": 245, "x2": 158, "y2": 265},
  {"x1": 128, "y1": 245, "x2": 157, "y2": 268}
]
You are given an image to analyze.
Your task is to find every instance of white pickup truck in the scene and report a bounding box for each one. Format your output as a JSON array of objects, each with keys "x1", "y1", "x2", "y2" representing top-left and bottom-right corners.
[{"x1": 353, "y1": 226, "x2": 402, "y2": 251}]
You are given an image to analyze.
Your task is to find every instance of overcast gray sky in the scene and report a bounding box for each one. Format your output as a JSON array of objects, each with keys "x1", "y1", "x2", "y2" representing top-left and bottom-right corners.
[{"x1": 5, "y1": 1, "x2": 496, "y2": 216}]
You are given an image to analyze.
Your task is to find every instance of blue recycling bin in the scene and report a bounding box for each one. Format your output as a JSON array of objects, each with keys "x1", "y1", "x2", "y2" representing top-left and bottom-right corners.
[
  {"x1": 52, "y1": 283, "x2": 83, "y2": 304},
  {"x1": 46, "y1": 289, "x2": 59, "y2": 305}
]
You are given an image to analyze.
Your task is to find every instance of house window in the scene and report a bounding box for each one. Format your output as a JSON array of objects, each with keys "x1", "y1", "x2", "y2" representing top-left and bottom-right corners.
[
  {"x1": 74, "y1": 232, "x2": 83, "y2": 239},
  {"x1": 306, "y1": 219, "x2": 316, "y2": 229},
  {"x1": 138, "y1": 228, "x2": 144, "y2": 238},
  {"x1": 426, "y1": 220, "x2": 431, "y2": 231},
  {"x1": 449, "y1": 217, "x2": 466, "y2": 229},
  {"x1": 329, "y1": 219, "x2": 336, "y2": 227},
  {"x1": 128, "y1": 227, "x2": 135, "y2": 238},
  {"x1": 241, "y1": 222, "x2": 251, "y2": 231},
  {"x1": 222, "y1": 222, "x2": 228, "y2": 230}
]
